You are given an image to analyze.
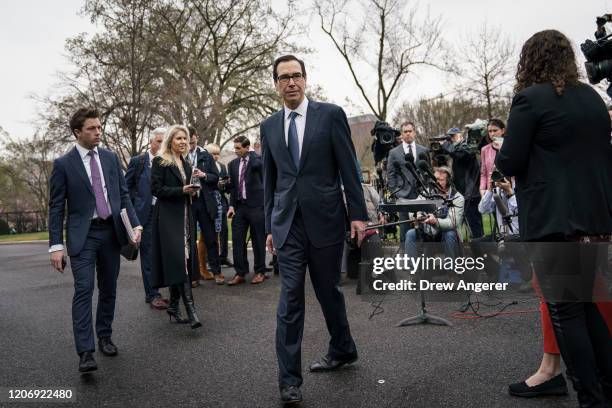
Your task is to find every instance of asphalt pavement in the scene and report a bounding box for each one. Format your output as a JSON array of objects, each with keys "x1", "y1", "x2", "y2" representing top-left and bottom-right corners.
[{"x1": 0, "y1": 242, "x2": 578, "y2": 408}]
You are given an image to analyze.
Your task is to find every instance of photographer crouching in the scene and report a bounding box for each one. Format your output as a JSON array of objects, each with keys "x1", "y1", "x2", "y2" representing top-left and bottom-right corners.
[
  {"x1": 441, "y1": 127, "x2": 484, "y2": 239},
  {"x1": 404, "y1": 166, "x2": 464, "y2": 260}
]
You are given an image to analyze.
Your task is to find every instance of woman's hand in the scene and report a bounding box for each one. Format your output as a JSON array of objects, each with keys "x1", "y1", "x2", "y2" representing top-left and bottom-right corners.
[{"x1": 183, "y1": 184, "x2": 201, "y2": 195}]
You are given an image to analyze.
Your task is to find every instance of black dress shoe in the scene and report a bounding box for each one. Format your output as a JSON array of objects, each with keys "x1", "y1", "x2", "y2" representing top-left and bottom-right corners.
[
  {"x1": 78, "y1": 352, "x2": 97, "y2": 373},
  {"x1": 309, "y1": 354, "x2": 358, "y2": 372},
  {"x1": 98, "y1": 337, "x2": 118, "y2": 356},
  {"x1": 508, "y1": 374, "x2": 568, "y2": 397},
  {"x1": 220, "y1": 258, "x2": 234, "y2": 267},
  {"x1": 280, "y1": 385, "x2": 302, "y2": 404}
]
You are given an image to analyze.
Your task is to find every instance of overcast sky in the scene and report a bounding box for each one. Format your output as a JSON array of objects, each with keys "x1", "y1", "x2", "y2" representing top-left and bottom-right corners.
[{"x1": 1, "y1": 0, "x2": 611, "y2": 139}]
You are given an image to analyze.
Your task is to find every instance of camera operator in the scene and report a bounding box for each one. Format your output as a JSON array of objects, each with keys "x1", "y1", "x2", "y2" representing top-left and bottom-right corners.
[
  {"x1": 441, "y1": 127, "x2": 484, "y2": 239},
  {"x1": 387, "y1": 121, "x2": 428, "y2": 242},
  {"x1": 404, "y1": 167, "x2": 464, "y2": 259}
]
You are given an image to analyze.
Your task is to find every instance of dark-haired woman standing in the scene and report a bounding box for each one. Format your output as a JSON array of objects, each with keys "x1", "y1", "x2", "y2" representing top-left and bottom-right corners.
[
  {"x1": 151, "y1": 125, "x2": 203, "y2": 329},
  {"x1": 496, "y1": 30, "x2": 612, "y2": 407}
]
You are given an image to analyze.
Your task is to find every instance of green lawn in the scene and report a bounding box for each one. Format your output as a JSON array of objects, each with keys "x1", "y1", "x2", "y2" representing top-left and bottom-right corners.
[{"x1": 0, "y1": 231, "x2": 49, "y2": 243}]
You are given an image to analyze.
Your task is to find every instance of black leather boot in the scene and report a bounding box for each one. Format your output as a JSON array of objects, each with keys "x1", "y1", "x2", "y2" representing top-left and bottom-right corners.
[
  {"x1": 166, "y1": 285, "x2": 188, "y2": 324},
  {"x1": 179, "y1": 282, "x2": 202, "y2": 329}
]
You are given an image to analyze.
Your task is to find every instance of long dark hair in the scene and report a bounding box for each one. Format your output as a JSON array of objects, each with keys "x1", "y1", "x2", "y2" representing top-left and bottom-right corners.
[{"x1": 514, "y1": 30, "x2": 580, "y2": 96}]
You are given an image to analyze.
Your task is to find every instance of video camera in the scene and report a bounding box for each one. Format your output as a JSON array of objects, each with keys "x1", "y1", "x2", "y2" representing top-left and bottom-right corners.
[
  {"x1": 371, "y1": 120, "x2": 400, "y2": 164},
  {"x1": 581, "y1": 14, "x2": 612, "y2": 96}
]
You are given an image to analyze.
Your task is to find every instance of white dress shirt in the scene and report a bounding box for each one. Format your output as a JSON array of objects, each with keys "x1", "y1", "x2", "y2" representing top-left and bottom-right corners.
[
  {"x1": 402, "y1": 141, "x2": 417, "y2": 162},
  {"x1": 49, "y1": 144, "x2": 110, "y2": 253},
  {"x1": 283, "y1": 97, "x2": 309, "y2": 157}
]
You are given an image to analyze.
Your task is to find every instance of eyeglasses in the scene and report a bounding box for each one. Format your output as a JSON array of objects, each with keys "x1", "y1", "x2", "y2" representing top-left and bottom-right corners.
[{"x1": 277, "y1": 72, "x2": 304, "y2": 85}]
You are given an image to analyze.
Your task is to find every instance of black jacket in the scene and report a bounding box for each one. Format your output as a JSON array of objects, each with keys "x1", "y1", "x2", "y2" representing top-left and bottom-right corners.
[
  {"x1": 496, "y1": 82, "x2": 612, "y2": 241},
  {"x1": 442, "y1": 141, "x2": 481, "y2": 200},
  {"x1": 228, "y1": 151, "x2": 264, "y2": 208},
  {"x1": 192, "y1": 148, "x2": 220, "y2": 219},
  {"x1": 150, "y1": 156, "x2": 199, "y2": 287}
]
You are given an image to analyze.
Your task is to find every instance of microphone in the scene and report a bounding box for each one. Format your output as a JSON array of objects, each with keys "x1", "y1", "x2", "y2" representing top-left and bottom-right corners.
[
  {"x1": 416, "y1": 159, "x2": 443, "y2": 192},
  {"x1": 388, "y1": 161, "x2": 407, "y2": 199},
  {"x1": 403, "y1": 154, "x2": 427, "y2": 193},
  {"x1": 492, "y1": 191, "x2": 514, "y2": 232}
]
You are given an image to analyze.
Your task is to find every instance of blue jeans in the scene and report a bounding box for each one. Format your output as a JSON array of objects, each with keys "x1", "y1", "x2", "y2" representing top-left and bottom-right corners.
[{"x1": 404, "y1": 228, "x2": 461, "y2": 259}]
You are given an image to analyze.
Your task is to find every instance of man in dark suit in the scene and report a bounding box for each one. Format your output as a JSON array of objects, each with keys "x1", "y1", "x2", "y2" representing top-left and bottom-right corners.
[
  {"x1": 386, "y1": 121, "x2": 429, "y2": 242},
  {"x1": 48, "y1": 108, "x2": 142, "y2": 373},
  {"x1": 226, "y1": 136, "x2": 266, "y2": 285},
  {"x1": 125, "y1": 127, "x2": 168, "y2": 310},
  {"x1": 261, "y1": 55, "x2": 368, "y2": 404},
  {"x1": 188, "y1": 129, "x2": 224, "y2": 284},
  {"x1": 206, "y1": 143, "x2": 233, "y2": 267}
]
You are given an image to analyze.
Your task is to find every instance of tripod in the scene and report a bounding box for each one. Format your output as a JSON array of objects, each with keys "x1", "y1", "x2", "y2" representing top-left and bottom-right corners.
[{"x1": 397, "y1": 226, "x2": 452, "y2": 327}]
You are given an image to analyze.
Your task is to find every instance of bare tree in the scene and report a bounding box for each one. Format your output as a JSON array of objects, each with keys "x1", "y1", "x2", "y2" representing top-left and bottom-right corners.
[
  {"x1": 316, "y1": 0, "x2": 449, "y2": 121},
  {"x1": 458, "y1": 23, "x2": 515, "y2": 119},
  {"x1": 393, "y1": 95, "x2": 510, "y2": 144}
]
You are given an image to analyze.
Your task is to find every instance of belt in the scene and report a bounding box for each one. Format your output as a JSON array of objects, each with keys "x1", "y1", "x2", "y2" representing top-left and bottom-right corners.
[{"x1": 91, "y1": 217, "x2": 111, "y2": 226}]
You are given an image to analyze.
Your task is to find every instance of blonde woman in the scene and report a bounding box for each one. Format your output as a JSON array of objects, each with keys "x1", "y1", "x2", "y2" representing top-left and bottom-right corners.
[{"x1": 150, "y1": 125, "x2": 203, "y2": 329}]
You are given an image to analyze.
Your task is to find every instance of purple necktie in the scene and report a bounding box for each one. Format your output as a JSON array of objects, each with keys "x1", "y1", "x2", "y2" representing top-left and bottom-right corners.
[
  {"x1": 88, "y1": 150, "x2": 111, "y2": 219},
  {"x1": 239, "y1": 157, "x2": 247, "y2": 200}
]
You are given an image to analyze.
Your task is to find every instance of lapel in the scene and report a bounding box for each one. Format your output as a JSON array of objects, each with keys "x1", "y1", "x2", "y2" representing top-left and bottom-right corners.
[
  {"x1": 298, "y1": 100, "x2": 320, "y2": 171},
  {"x1": 68, "y1": 147, "x2": 94, "y2": 196},
  {"x1": 274, "y1": 109, "x2": 297, "y2": 173},
  {"x1": 143, "y1": 153, "x2": 151, "y2": 180}
]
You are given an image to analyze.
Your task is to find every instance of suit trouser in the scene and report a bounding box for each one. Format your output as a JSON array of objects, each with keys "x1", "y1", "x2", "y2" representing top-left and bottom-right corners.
[
  {"x1": 232, "y1": 202, "x2": 266, "y2": 276},
  {"x1": 139, "y1": 209, "x2": 160, "y2": 301},
  {"x1": 69, "y1": 222, "x2": 121, "y2": 354},
  {"x1": 220, "y1": 202, "x2": 229, "y2": 259},
  {"x1": 464, "y1": 197, "x2": 484, "y2": 239},
  {"x1": 193, "y1": 201, "x2": 221, "y2": 275},
  {"x1": 276, "y1": 210, "x2": 357, "y2": 387}
]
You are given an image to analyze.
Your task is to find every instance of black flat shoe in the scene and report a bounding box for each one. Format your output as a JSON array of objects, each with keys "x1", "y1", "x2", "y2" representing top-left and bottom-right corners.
[
  {"x1": 78, "y1": 351, "x2": 97, "y2": 373},
  {"x1": 280, "y1": 385, "x2": 302, "y2": 405},
  {"x1": 98, "y1": 337, "x2": 118, "y2": 356},
  {"x1": 509, "y1": 374, "x2": 568, "y2": 397},
  {"x1": 309, "y1": 354, "x2": 358, "y2": 372}
]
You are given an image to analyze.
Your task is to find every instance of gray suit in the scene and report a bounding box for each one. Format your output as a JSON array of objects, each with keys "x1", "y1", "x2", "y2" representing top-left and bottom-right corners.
[
  {"x1": 386, "y1": 143, "x2": 429, "y2": 199},
  {"x1": 386, "y1": 143, "x2": 428, "y2": 241}
]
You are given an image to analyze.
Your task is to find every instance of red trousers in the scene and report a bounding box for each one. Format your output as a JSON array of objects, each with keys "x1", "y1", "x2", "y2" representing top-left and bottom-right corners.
[{"x1": 533, "y1": 276, "x2": 612, "y2": 354}]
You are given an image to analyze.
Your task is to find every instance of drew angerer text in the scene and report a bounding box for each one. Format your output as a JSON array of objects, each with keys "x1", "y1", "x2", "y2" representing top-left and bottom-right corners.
[{"x1": 372, "y1": 279, "x2": 509, "y2": 293}]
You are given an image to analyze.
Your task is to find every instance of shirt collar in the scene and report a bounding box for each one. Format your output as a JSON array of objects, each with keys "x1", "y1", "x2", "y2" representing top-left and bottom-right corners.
[
  {"x1": 284, "y1": 97, "x2": 309, "y2": 120},
  {"x1": 402, "y1": 141, "x2": 415, "y2": 149},
  {"x1": 148, "y1": 151, "x2": 155, "y2": 160},
  {"x1": 75, "y1": 143, "x2": 98, "y2": 159}
]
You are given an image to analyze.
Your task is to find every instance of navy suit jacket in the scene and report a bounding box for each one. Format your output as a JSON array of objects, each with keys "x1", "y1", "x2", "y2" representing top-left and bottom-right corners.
[
  {"x1": 261, "y1": 100, "x2": 368, "y2": 249},
  {"x1": 228, "y1": 151, "x2": 264, "y2": 208},
  {"x1": 48, "y1": 146, "x2": 140, "y2": 256},
  {"x1": 125, "y1": 153, "x2": 152, "y2": 224}
]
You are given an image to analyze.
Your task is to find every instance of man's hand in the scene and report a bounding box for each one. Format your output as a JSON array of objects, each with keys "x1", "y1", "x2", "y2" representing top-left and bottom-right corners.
[
  {"x1": 227, "y1": 207, "x2": 235, "y2": 218},
  {"x1": 350, "y1": 220, "x2": 366, "y2": 247},
  {"x1": 495, "y1": 179, "x2": 513, "y2": 196},
  {"x1": 131, "y1": 228, "x2": 142, "y2": 245},
  {"x1": 266, "y1": 234, "x2": 276, "y2": 255},
  {"x1": 424, "y1": 213, "x2": 438, "y2": 226},
  {"x1": 50, "y1": 250, "x2": 66, "y2": 273},
  {"x1": 192, "y1": 168, "x2": 207, "y2": 179}
]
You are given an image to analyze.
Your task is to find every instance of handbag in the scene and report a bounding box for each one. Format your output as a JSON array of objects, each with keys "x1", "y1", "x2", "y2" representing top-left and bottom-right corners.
[{"x1": 120, "y1": 243, "x2": 139, "y2": 261}]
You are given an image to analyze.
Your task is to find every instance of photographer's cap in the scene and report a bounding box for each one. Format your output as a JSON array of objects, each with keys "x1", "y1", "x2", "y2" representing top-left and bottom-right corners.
[{"x1": 446, "y1": 127, "x2": 461, "y2": 136}]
